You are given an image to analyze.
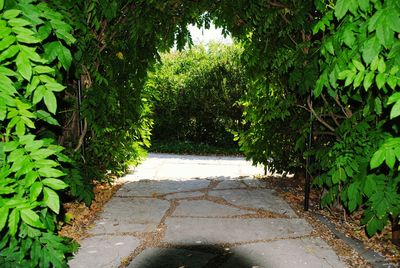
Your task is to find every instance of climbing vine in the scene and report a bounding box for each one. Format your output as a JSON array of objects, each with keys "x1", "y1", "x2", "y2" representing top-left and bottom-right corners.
[
  {"x1": 0, "y1": 0, "x2": 77, "y2": 266},
  {"x1": 1, "y1": 0, "x2": 399, "y2": 266},
  {"x1": 312, "y1": 0, "x2": 400, "y2": 236}
]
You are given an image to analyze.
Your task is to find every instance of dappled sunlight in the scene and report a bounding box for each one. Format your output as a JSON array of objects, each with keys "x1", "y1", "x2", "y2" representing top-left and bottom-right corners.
[{"x1": 122, "y1": 153, "x2": 264, "y2": 182}]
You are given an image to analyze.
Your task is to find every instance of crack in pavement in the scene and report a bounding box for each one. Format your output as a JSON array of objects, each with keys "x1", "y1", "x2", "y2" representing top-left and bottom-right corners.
[{"x1": 118, "y1": 179, "x2": 301, "y2": 267}]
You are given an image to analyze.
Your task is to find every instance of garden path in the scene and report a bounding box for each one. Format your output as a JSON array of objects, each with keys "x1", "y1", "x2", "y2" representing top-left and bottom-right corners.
[{"x1": 69, "y1": 153, "x2": 346, "y2": 268}]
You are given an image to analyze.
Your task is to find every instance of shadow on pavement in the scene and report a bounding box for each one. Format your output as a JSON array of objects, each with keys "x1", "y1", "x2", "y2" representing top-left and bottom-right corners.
[{"x1": 129, "y1": 244, "x2": 264, "y2": 268}]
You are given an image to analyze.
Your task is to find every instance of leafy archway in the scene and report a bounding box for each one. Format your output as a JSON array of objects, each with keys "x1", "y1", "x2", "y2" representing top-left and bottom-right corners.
[{"x1": 1, "y1": 0, "x2": 399, "y2": 266}]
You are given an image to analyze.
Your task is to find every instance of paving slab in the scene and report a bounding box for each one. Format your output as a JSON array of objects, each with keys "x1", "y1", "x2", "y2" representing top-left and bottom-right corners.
[
  {"x1": 116, "y1": 179, "x2": 210, "y2": 197},
  {"x1": 89, "y1": 198, "x2": 170, "y2": 234},
  {"x1": 172, "y1": 200, "x2": 255, "y2": 217},
  {"x1": 126, "y1": 247, "x2": 215, "y2": 268},
  {"x1": 209, "y1": 189, "x2": 297, "y2": 217},
  {"x1": 214, "y1": 179, "x2": 247, "y2": 189},
  {"x1": 221, "y1": 238, "x2": 346, "y2": 268},
  {"x1": 69, "y1": 235, "x2": 140, "y2": 268},
  {"x1": 164, "y1": 191, "x2": 204, "y2": 200},
  {"x1": 164, "y1": 217, "x2": 312, "y2": 244},
  {"x1": 242, "y1": 178, "x2": 268, "y2": 188},
  {"x1": 70, "y1": 154, "x2": 347, "y2": 268}
]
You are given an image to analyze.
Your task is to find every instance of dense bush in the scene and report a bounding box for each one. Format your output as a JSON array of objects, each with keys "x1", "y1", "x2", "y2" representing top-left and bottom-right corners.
[
  {"x1": 0, "y1": 1, "x2": 78, "y2": 266},
  {"x1": 147, "y1": 43, "x2": 247, "y2": 150},
  {"x1": 311, "y1": 0, "x2": 400, "y2": 236}
]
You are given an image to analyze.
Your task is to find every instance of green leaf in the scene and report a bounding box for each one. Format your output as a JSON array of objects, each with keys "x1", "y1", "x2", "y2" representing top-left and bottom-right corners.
[
  {"x1": 0, "y1": 76, "x2": 17, "y2": 95},
  {"x1": 332, "y1": 167, "x2": 346, "y2": 184},
  {"x1": 36, "y1": 23, "x2": 52, "y2": 41},
  {"x1": 0, "y1": 0, "x2": 3, "y2": 11},
  {"x1": 16, "y1": 52, "x2": 32, "y2": 81},
  {"x1": 8, "y1": 148, "x2": 24, "y2": 162},
  {"x1": 42, "y1": 178, "x2": 68, "y2": 190},
  {"x1": 0, "y1": 207, "x2": 9, "y2": 232},
  {"x1": 29, "y1": 148, "x2": 55, "y2": 160},
  {"x1": 43, "y1": 41, "x2": 59, "y2": 63},
  {"x1": 43, "y1": 187, "x2": 60, "y2": 214},
  {"x1": 33, "y1": 66, "x2": 55, "y2": 75},
  {"x1": 352, "y1": 60, "x2": 365, "y2": 72},
  {"x1": 8, "y1": 18, "x2": 31, "y2": 27},
  {"x1": 0, "y1": 45, "x2": 19, "y2": 62},
  {"x1": 38, "y1": 167, "x2": 65, "y2": 178},
  {"x1": 20, "y1": 209, "x2": 43, "y2": 228},
  {"x1": 335, "y1": 0, "x2": 350, "y2": 20},
  {"x1": 374, "y1": 97, "x2": 382, "y2": 115},
  {"x1": 377, "y1": 58, "x2": 386, "y2": 73},
  {"x1": 387, "y1": 76, "x2": 397, "y2": 90},
  {"x1": 3, "y1": 9, "x2": 21, "y2": 19},
  {"x1": 19, "y1": 45, "x2": 44, "y2": 63},
  {"x1": 385, "y1": 149, "x2": 396, "y2": 169},
  {"x1": 30, "y1": 182, "x2": 43, "y2": 202},
  {"x1": 55, "y1": 29, "x2": 76, "y2": 45},
  {"x1": 390, "y1": 101, "x2": 400, "y2": 119},
  {"x1": 342, "y1": 27, "x2": 356, "y2": 47},
  {"x1": 358, "y1": 0, "x2": 369, "y2": 11},
  {"x1": 362, "y1": 36, "x2": 381, "y2": 64},
  {"x1": 390, "y1": 66, "x2": 399, "y2": 75},
  {"x1": 344, "y1": 71, "x2": 356, "y2": 87},
  {"x1": 0, "y1": 35, "x2": 16, "y2": 51},
  {"x1": 58, "y1": 44, "x2": 72, "y2": 70},
  {"x1": 24, "y1": 171, "x2": 38, "y2": 188},
  {"x1": 370, "y1": 149, "x2": 385, "y2": 169},
  {"x1": 353, "y1": 71, "x2": 364, "y2": 88},
  {"x1": 363, "y1": 72, "x2": 374, "y2": 91},
  {"x1": 387, "y1": 8, "x2": 400, "y2": 32},
  {"x1": 45, "y1": 82, "x2": 65, "y2": 92},
  {"x1": 347, "y1": 183, "x2": 359, "y2": 212},
  {"x1": 376, "y1": 22, "x2": 394, "y2": 48},
  {"x1": 388, "y1": 92, "x2": 400, "y2": 105},
  {"x1": 3, "y1": 141, "x2": 19, "y2": 152},
  {"x1": 364, "y1": 175, "x2": 377, "y2": 198},
  {"x1": 8, "y1": 209, "x2": 20, "y2": 236},
  {"x1": 376, "y1": 73, "x2": 386, "y2": 89},
  {"x1": 366, "y1": 217, "x2": 383, "y2": 236},
  {"x1": 32, "y1": 85, "x2": 46, "y2": 105},
  {"x1": 0, "y1": 66, "x2": 17, "y2": 76},
  {"x1": 35, "y1": 110, "x2": 59, "y2": 126},
  {"x1": 395, "y1": 147, "x2": 400, "y2": 161},
  {"x1": 43, "y1": 90, "x2": 57, "y2": 114}
]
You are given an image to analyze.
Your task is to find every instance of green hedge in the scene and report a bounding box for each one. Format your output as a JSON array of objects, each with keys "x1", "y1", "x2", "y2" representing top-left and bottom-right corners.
[{"x1": 147, "y1": 43, "x2": 247, "y2": 149}]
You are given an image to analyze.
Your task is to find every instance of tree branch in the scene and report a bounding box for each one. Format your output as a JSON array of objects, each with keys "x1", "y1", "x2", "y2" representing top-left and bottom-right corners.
[
  {"x1": 74, "y1": 118, "x2": 88, "y2": 152},
  {"x1": 307, "y1": 96, "x2": 336, "y2": 133},
  {"x1": 334, "y1": 94, "x2": 352, "y2": 118},
  {"x1": 267, "y1": 1, "x2": 288, "y2": 8}
]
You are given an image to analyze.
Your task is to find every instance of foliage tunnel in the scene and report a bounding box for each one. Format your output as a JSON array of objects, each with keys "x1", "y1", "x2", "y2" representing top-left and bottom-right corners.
[{"x1": 0, "y1": 0, "x2": 399, "y2": 266}]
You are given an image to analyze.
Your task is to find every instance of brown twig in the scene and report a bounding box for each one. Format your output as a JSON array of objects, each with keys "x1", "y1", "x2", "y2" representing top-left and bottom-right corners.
[
  {"x1": 321, "y1": 94, "x2": 341, "y2": 127},
  {"x1": 267, "y1": 1, "x2": 288, "y2": 8},
  {"x1": 307, "y1": 96, "x2": 336, "y2": 133},
  {"x1": 334, "y1": 94, "x2": 352, "y2": 118},
  {"x1": 314, "y1": 131, "x2": 337, "y2": 137},
  {"x1": 74, "y1": 118, "x2": 88, "y2": 152}
]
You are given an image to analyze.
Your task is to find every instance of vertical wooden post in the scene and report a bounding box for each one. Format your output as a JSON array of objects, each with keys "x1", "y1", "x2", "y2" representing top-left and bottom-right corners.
[
  {"x1": 304, "y1": 91, "x2": 313, "y2": 211},
  {"x1": 77, "y1": 79, "x2": 85, "y2": 156},
  {"x1": 392, "y1": 216, "x2": 400, "y2": 247}
]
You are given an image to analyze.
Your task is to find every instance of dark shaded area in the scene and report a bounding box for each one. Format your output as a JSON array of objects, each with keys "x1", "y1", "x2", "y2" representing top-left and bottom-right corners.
[{"x1": 130, "y1": 244, "x2": 264, "y2": 268}]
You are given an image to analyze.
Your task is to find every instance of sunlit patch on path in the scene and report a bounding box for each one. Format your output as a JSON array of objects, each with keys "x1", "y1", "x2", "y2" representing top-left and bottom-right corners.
[{"x1": 69, "y1": 153, "x2": 346, "y2": 268}]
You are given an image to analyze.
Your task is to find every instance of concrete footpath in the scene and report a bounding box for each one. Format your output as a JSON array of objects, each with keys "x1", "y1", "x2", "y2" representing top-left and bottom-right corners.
[{"x1": 69, "y1": 153, "x2": 346, "y2": 268}]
